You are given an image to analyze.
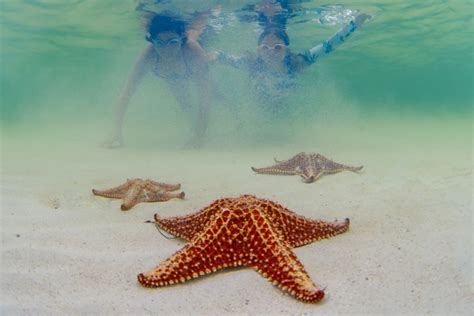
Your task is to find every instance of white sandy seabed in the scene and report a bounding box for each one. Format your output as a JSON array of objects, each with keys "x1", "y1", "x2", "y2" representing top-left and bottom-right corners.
[{"x1": 1, "y1": 116, "x2": 472, "y2": 315}]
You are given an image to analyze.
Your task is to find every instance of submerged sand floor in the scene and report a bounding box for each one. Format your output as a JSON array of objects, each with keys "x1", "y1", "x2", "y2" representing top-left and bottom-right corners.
[{"x1": 1, "y1": 118, "x2": 472, "y2": 315}]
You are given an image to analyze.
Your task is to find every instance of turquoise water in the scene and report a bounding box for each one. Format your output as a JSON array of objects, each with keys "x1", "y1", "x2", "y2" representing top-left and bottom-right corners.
[
  {"x1": 1, "y1": 2, "x2": 472, "y2": 314},
  {"x1": 1, "y1": 0, "x2": 472, "y2": 135}
]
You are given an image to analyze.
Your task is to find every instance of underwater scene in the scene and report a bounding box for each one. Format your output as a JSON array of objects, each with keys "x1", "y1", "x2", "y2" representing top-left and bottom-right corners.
[{"x1": 1, "y1": 0, "x2": 472, "y2": 314}]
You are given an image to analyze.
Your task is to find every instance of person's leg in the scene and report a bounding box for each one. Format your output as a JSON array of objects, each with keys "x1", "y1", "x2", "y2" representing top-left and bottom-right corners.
[
  {"x1": 167, "y1": 79, "x2": 192, "y2": 112},
  {"x1": 167, "y1": 79, "x2": 204, "y2": 148}
]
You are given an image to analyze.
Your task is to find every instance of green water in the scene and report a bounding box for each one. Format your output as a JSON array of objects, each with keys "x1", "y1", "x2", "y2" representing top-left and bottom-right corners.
[
  {"x1": 0, "y1": 1, "x2": 472, "y2": 138},
  {"x1": 1, "y1": 2, "x2": 473, "y2": 314}
]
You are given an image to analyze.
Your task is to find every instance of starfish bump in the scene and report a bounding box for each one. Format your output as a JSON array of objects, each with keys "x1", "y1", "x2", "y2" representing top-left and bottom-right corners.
[
  {"x1": 92, "y1": 178, "x2": 184, "y2": 210},
  {"x1": 138, "y1": 194, "x2": 349, "y2": 303},
  {"x1": 252, "y1": 152, "x2": 363, "y2": 183}
]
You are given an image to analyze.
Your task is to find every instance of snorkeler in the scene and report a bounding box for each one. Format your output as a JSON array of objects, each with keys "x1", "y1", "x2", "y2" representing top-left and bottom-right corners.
[
  {"x1": 238, "y1": 0, "x2": 303, "y2": 28},
  {"x1": 215, "y1": 11, "x2": 371, "y2": 111},
  {"x1": 103, "y1": 11, "x2": 214, "y2": 148}
]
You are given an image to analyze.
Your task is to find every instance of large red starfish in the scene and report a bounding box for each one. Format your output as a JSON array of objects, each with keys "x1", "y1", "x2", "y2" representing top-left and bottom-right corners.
[
  {"x1": 92, "y1": 179, "x2": 184, "y2": 210},
  {"x1": 138, "y1": 194, "x2": 349, "y2": 303}
]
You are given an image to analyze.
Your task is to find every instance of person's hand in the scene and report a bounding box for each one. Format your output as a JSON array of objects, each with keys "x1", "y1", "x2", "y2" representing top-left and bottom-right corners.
[
  {"x1": 206, "y1": 51, "x2": 219, "y2": 64},
  {"x1": 355, "y1": 13, "x2": 372, "y2": 28},
  {"x1": 210, "y1": 5, "x2": 222, "y2": 18}
]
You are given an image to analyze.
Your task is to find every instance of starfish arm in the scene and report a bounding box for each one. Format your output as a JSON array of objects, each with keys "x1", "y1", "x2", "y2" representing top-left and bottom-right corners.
[
  {"x1": 258, "y1": 199, "x2": 350, "y2": 247},
  {"x1": 350, "y1": 165, "x2": 364, "y2": 172},
  {"x1": 314, "y1": 154, "x2": 363, "y2": 173},
  {"x1": 273, "y1": 152, "x2": 307, "y2": 166},
  {"x1": 252, "y1": 153, "x2": 308, "y2": 176},
  {"x1": 121, "y1": 183, "x2": 143, "y2": 210},
  {"x1": 148, "y1": 180, "x2": 181, "y2": 191},
  {"x1": 138, "y1": 210, "x2": 247, "y2": 287},
  {"x1": 153, "y1": 214, "x2": 203, "y2": 241},
  {"x1": 91, "y1": 179, "x2": 135, "y2": 198},
  {"x1": 160, "y1": 191, "x2": 185, "y2": 201},
  {"x1": 324, "y1": 163, "x2": 363, "y2": 173},
  {"x1": 251, "y1": 165, "x2": 298, "y2": 175},
  {"x1": 247, "y1": 209, "x2": 325, "y2": 303},
  {"x1": 152, "y1": 199, "x2": 230, "y2": 241},
  {"x1": 142, "y1": 191, "x2": 185, "y2": 203},
  {"x1": 281, "y1": 217, "x2": 350, "y2": 248}
]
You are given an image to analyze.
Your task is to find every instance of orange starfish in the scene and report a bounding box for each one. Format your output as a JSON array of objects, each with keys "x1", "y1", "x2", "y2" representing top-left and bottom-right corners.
[
  {"x1": 252, "y1": 152, "x2": 363, "y2": 183},
  {"x1": 138, "y1": 194, "x2": 349, "y2": 303},
  {"x1": 92, "y1": 178, "x2": 184, "y2": 210}
]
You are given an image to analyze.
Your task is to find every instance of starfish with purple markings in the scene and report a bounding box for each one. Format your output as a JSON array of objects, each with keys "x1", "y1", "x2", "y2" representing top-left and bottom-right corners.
[
  {"x1": 252, "y1": 152, "x2": 363, "y2": 183},
  {"x1": 138, "y1": 194, "x2": 349, "y2": 303},
  {"x1": 92, "y1": 178, "x2": 184, "y2": 210}
]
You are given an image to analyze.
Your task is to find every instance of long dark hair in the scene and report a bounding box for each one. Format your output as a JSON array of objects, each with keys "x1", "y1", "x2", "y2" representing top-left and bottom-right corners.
[
  {"x1": 145, "y1": 13, "x2": 188, "y2": 42},
  {"x1": 258, "y1": 27, "x2": 290, "y2": 46}
]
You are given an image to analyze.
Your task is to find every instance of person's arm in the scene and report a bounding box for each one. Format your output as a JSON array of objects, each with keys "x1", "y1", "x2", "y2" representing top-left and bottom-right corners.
[
  {"x1": 299, "y1": 13, "x2": 371, "y2": 67},
  {"x1": 215, "y1": 51, "x2": 249, "y2": 70},
  {"x1": 192, "y1": 68, "x2": 211, "y2": 147},
  {"x1": 182, "y1": 8, "x2": 222, "y2": 147},
  {"x1": 103, "y1": 45, "x2": 153, "y2": 148},
  {"x1": 186, "y1": 12, "x2": 210, "y2": 43},
  {"x1": 186, "y1": 5, "x2": 221, "y2": 42}
]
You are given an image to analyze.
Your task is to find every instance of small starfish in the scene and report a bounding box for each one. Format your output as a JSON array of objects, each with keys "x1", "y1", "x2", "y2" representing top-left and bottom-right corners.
[
  {"x1": 252, "y1": 152, "x2": 363, "y2": 183},
  {"x1": 138, "y1": 194, "x2": 349, "y2": 303},
  {"x1": 92, "y1": 178, "x2": 184, "y2": 210}
]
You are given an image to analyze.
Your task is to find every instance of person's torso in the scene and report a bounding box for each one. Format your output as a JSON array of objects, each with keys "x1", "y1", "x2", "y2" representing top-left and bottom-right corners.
[
  {"x1": 151, "y1": 50, "x2": 193, "y2": 82},
  {"x1": 249, "y1": 56, "x2": 298, "y2": 103}
]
